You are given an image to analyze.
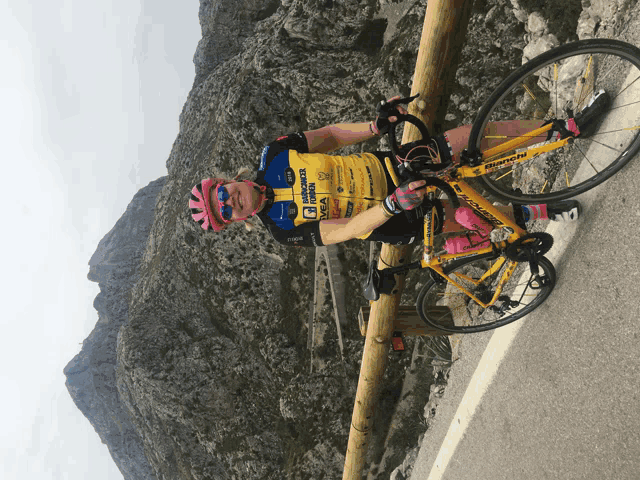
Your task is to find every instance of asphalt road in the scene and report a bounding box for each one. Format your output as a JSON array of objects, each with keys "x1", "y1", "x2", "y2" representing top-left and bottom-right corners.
[{"x1": 410, "y1": 84, "x2": 640, "y2": 480}]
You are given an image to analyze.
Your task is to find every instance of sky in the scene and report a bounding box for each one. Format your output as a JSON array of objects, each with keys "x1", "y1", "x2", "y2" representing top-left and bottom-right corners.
[{"x1": 1, "y1": 0, "x2": 201, "y2": 478}]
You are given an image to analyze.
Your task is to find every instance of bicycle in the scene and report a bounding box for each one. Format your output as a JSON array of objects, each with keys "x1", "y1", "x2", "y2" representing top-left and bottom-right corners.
[{"x1": 363, "y1": 38, "x2": 640, "y2": 333}]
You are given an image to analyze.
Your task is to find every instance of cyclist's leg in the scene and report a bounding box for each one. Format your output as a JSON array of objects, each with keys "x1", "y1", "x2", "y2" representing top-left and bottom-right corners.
[
  {"x1": 440, "y1": 197, "x2": 578, "y2": 233},
  {"x1": 445, "y1": 120, "x2": 547, "y2": 163}
]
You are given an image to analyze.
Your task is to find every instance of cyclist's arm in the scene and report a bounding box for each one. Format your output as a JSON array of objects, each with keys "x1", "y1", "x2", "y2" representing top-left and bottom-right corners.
[
  {"x1": 304, "y1": 98, "x2": 406, "y2": 153},
  {"x1": 319, "y1": 176, "x2": 428, "y2": 245},
  {"x1": 318, "y1": 204, "x2": 393, "y2": 245},
  {"x1": 304, "y1": 123, "x2": 376, "y2": 154}
]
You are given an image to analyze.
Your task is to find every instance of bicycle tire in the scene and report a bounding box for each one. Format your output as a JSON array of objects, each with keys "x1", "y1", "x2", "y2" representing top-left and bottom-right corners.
[
  {"x1": 416, "y1": 254, "x2": 556, "y2": 333},
  {"x1": 468, "y1": 39, "x2": 640, "y2": 202}
]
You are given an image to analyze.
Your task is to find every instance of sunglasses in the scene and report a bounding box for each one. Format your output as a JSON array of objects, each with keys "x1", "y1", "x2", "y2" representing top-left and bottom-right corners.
[{"x1": 216, "y1": 184, "x2": 233, "y2": 221}]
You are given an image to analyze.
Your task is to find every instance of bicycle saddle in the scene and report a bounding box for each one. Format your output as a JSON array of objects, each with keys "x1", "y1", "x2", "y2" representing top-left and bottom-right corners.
[{"x1": 362, "y1": 261, "x2": 397, "y2": 301}]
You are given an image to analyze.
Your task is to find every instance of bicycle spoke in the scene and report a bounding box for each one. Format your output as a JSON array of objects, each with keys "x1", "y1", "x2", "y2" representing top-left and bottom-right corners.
[
  {"x1": 598, "y1": 56, "x2": 621, "y2": 86},
  {"x1": 523, "y1": 82, "x2": 552, "y2": 117},
  {"x1": 575, "y1": 55, "x2": 595, "y2": 112},
  {"x1": 610, "y1": 99, "x2": 640, "y2": 111},
  {"x1": 554, "y1": 63, "x2": 559, "y2": 118},
  {"x1": 584, "y1": 136, "x2": 622, "y2": 153},
  {"x1": 572, "y1": 141, "x2": 601, "y2": 174},
  {"x1": 612, "y1": 73, "x2": 640, "y2": 101},
  {"x1": 495, "y1": 169, "x2": 514, "y2": 181}
]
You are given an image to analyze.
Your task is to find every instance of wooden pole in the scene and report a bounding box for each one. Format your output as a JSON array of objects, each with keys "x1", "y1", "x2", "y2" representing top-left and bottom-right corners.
[
  {"x1": 358, "y1": 305, "x2": 454, "y2": 337},
  {"x1": 404, "y1": 0, "x2": 474, "y2": 137},
  {"x1": 342, "y1": 245, "x2": 411, "y2": 480},
  {"x1": 342, "y1": 1, "x2": 474, "y2": 479}
]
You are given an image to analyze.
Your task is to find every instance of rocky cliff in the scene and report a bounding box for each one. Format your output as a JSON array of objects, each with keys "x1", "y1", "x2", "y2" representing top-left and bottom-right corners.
[
  {"x1": 64, "y1": 177, "x2": 166, "y2": 480},
  {"x1": 65, "y1": 0, "x2": 637, "y2": 479}
]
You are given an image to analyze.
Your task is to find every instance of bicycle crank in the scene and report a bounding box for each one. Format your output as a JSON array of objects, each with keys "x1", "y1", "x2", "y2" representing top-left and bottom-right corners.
[
  {"x1": 505, "y1": 232, "x2": 554, "y2": 275},
  {"x1": 505, "y1": 232, "x2": 554, "y2": 261}
]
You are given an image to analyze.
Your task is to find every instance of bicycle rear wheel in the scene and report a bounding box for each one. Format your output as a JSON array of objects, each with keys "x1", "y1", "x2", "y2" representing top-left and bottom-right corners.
[
  {"x1": 468, "y1": 39, "x2": 640, "y2": 202},
  {"x1": 416, "y1": 254, "x2": 556, "y2": 333}
]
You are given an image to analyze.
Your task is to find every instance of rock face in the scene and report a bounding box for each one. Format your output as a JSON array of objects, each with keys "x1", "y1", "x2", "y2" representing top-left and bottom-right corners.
[
  {"x1": 66, "y1": 0, "x2": 636, "y2": 478},
  {"x1": 64, "y1": 177, "x2": 166, "y2": 480}
]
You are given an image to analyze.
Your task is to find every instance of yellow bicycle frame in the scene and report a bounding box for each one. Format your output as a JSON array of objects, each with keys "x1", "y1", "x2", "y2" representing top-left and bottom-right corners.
[
  {"x1": 420, "y1": 121, "x2": 564, "y2": 309},
  {"x1": 457, "y1": 124, "x2": 572, "y2": 178}
]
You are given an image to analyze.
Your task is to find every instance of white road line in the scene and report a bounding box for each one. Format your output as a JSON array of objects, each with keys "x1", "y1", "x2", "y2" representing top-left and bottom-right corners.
[
  {"x1": 428, "y1": 319, "x2": 523, "y2": 479},
  {"x1": 427, "y1": 216, "x2": 581, "y2": 480},
  {"x1": 425, "y1": 152, "x2": 620, "y2": 479}
]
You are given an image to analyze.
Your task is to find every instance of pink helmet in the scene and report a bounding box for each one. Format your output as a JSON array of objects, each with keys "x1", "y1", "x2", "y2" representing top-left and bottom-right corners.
[{"x1": 189, "y1": 178, "x2": 228, "y2": 231}]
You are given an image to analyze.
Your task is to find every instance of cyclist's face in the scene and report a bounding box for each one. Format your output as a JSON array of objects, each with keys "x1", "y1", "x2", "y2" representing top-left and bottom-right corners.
[{"x1": 211, "y1": 181, "x2": 261, "y2": 222}]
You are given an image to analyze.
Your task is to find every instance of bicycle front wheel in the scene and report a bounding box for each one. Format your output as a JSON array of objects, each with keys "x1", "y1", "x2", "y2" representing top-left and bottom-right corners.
[
  {"x1": 468, "y1": 39, "x2": 640, "y2": 202},
  {"x1": 416, "y1": 254, "x2": 556, "y2": 333}
]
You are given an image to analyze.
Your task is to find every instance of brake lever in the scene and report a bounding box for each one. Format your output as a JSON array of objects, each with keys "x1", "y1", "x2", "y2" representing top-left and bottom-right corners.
[
  {"x1": 377, "y1": 93, "x2": 420, "y2": 117},
  {"x1": 389, "y1": 93, "x2": 420, "y2": 108}
]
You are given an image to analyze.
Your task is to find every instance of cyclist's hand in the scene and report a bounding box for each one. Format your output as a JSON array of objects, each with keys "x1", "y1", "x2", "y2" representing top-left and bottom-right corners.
[
  {"x1": 372, "y1": 95, "x2": 408, "y2": 135},
  {"x1": 383, "y1": 179, "x2": 427, "y2": 214}
]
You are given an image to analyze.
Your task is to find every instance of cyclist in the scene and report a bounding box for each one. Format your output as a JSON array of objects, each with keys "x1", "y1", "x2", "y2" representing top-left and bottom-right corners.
[{"x1": 189, "y1": 95, "x2": 602, "y2": 247}]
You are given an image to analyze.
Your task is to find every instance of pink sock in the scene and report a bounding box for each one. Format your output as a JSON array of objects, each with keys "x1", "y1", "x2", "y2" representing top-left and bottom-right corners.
[
  {"x1": 566, "y1": 118, "x2": 580, "y2": 136},
  {"x1": 522, "y1": 204, "x2": 548, "y2": 221}
]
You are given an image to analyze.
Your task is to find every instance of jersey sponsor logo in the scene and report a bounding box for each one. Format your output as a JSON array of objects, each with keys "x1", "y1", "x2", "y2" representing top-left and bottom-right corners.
[
  {"x1": 285, "y1": 167, "x2": 296, "y2": 186},
  {"x1": 287, "y1": 236, "x2": 303, "y2": 243},
  {"x1": 319, "y1": 197, "x2": 329, "y2": 220},
  {"x1": 366, "y1": 166, "x2": 374, "y2": 196},
  {"x1": 348, "y1": 169, "x2": 356, "y2": 194},
  {"x1": 331, "y1": 199, "x2": 340, "y2": 219},
  {"x1": 336, "y1": 166, "x2": 344, "y2": 187},
  {"x1": 259, "y1": 146, "x2": 269, "y2": 171},
  {"x1": 358, "y1": 169, "x2": 366, "y2": 195},
  {"x1": 345, "y1": 201, "x2": 354, "y2": 218},
  {"x1": 310, "y1": 232, "x2": 319, "y2": 247},
  {"x1": 303, "y1": 206, "x2": 317, "y2": 219},
  {"x1": 288, "y1": 203, "x2": 298, "y2": 220},
  {"x1": 317, "y1": 172, "x2": 332, "y2": 181},
  {"x1": 299, "y1": 168, "x2": 317, "y2": 205}
]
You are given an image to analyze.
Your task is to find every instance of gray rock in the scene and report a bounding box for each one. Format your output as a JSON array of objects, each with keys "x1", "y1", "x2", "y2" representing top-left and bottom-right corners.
[
  {"x1": 528, "y1": 11, "x2": 548, "y2": 36},
  {"x1": 512, "y1": 7, "x2": 530, "y2": 23},
  {"x1": 577, "y1": 9, "x2": 601, "y2": 39},
  {"x1": 522, "y1": 34, "x2": 560, "y2": 63}
]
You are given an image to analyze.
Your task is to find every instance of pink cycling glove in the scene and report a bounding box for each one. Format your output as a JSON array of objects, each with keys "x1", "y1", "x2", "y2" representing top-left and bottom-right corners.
[{"x1": 383, "y1": 181, "x2": 425, "y2": 215}]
